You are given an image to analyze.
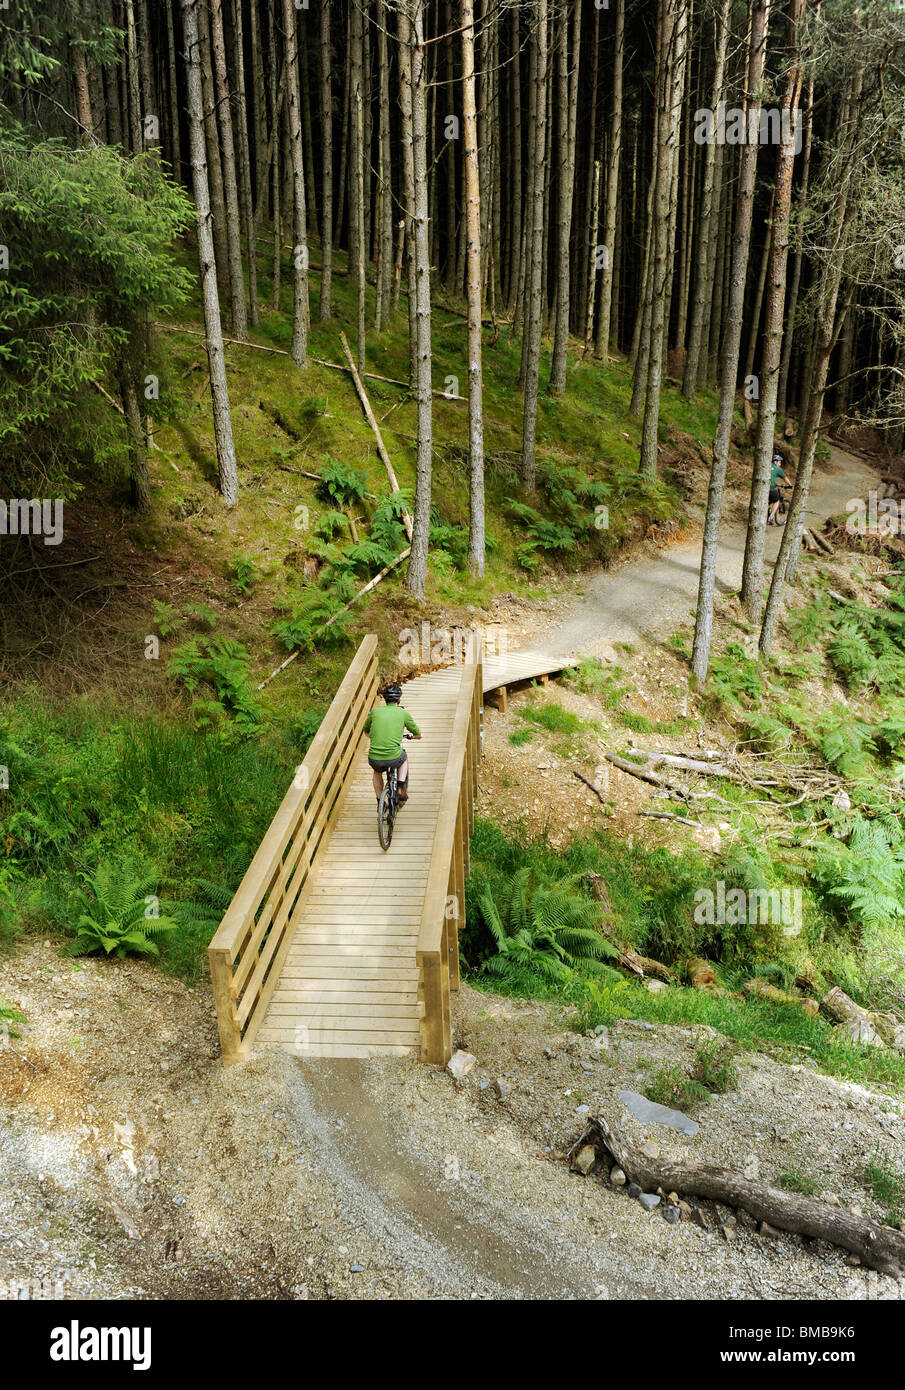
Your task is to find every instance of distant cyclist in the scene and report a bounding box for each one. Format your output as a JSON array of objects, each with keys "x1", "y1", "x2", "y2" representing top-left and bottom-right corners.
[
  {"x1": 365, "y1": 684, "x2": 421, "y2": 804},
  {"x1": 768, "y1": 452, "x2": 790, "y2": 526}
]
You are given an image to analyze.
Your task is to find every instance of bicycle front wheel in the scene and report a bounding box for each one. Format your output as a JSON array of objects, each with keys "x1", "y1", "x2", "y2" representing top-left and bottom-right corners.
[{"x1": 377, "y1": 785, "x2": 394, "y2": 850}]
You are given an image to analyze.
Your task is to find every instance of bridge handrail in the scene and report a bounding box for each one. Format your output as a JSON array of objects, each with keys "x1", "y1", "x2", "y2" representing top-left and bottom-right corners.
[
  {"x1": 416, "y1": 639, "x2": 483, "y2": 1063},
  {"x1": 208, "y1": 634, "x2": 379, "y2": 1062}
]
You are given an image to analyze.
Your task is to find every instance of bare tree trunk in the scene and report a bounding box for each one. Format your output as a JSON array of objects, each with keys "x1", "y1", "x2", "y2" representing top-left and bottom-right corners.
[
  {"x1": 232, "y1": 0, "x2": 259, "y2": 327},
  {"x1": 350, "y1": 0, "x2": 366, "y2": 373},
  {"x1": 282, "y1": 0, "x2": 309, "y2": 366},
  {"x1": 120, "y1": 359, "x2": 151, "y2": 512},
  {"x1": 375, "y1": 0, "x2": 393, "y2": 330},
  {"x1": 507, "y1": 3, "x2": 522, "y2": 312},
  {"x1": 399, "y1": 4, "x2": 418, "y2": 391},
  {"x1": 550, "y1": 0, "x2": 581, "y2": 394},
  {"x1": 462, "y1": 0, "x2": 485, "y2": 578},
  {"x1": 682, "y1": 0, "x2": 730, "y2": 398},
  {"x1": 70, "y1": 37, "x2": 96, "y2": 143},
  {"x1": 740, "y1": 0, "x2": 803, "y2": 621},
  {"x1": 640, "y1": 0, "x2": 688, "y2": 476},
  {"x1": 269, "y1": 0, "x2": 281, "y2": 309},
  {"x1": 520, "y1": 0, "x2": 548, "y2": 490},
  {"x1": 403, "y1": 0, "x2": 433, "y2": 601},
  {"x1": 596, "y1": 0, "x2": 624, "y2": 358},
  {"x1": 583, "y1": 159, "x2": 601, "y2": 357},
  {"x1": 248, "y1": 0, "x2": 267, "y2": 207},
  {"x1": 691, "y1": 0, "x2": 770, "y2": 683},
  {"x1": 318, "y1": 0, "x2": 333, "y2": 321},
  {"x1": 182, "y1": 0, "x2": 239, "y2": 508},
  {"x1": 165, "y1": 0, "x2": 182, "y2": 177},
  {"x1": 760, "y1": 67, "x2": 863, "y2": 654},
  {"x1": 577, "y1": 6, "x2": 600, "y2": 343},
  {"x1": 123, "y1": 0, "x2": 143, "y2": 151},
  {"x1": 742, "y1": 207, "x2": 773, "y2": 384},
  {"x1": 198, "y1": 0, "x2": 229, "y2": 290},
  {"x1": 208, "y1": 0, "x2": 247, "y2": 338},
  {"x1": 777, "y1": 64, "x2": 814, "y2": 420}
]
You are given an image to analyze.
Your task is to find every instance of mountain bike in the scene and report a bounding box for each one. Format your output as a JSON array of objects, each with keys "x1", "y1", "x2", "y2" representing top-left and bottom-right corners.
[
  {"x1": 377, "y1": 733, "x2": 414, "y2": 851},
  {"x1": 775, "y1": 483, "x2": 791, "y2": 526}
]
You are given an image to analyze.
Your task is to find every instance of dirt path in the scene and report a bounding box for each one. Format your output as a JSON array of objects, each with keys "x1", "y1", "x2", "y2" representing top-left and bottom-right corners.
[{"x1": 542, "y1": 444, "x2": 880, "y2": 658}]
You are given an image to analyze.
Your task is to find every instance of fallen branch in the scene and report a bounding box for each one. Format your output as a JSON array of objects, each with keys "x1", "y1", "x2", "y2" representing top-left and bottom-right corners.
[
  {"x1": 339, "y1": 331, "x2": 414, "y2": 542},
  {"x1": 571, "y1": 1110, "x2": 905, "y2": 1276},
  {"x1": 639, "y1": 808, "x2": 702, "y2": 828},
  {"x1": 628, "y1": 747, "x2": 735, "y2": 778},
  {"x1": 573, "y1": 769, "x2": 609, "y2": 805},
  {"x1": 257, "y1": 547, "x2": 410, "y2": 690}
]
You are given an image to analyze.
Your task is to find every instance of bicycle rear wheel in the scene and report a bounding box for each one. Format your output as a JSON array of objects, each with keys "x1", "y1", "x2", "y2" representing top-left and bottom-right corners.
[{"x1": 377, "y1": 784, "x2": 394, "y2": 850}]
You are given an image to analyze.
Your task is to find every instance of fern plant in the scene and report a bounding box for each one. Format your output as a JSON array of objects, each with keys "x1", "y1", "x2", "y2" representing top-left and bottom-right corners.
[
  {"x1": 316, "y1": 457, "x2": 368, "y2": 508},
  {"x1": 167, "y1": 635, "x2": 261, "y2": 733},
  {"x1": 812, "y1": 814, "x2": 905, "y2": 934},
  {"x1": 477, "y1": 867, "x2": 618, "y2": 986},
  {"x1": 67, "y1": 861, "x2": 179, "y2": 959}
]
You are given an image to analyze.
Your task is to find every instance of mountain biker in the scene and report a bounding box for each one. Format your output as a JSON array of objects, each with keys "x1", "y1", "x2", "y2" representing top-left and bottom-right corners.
[
  {"x1": 365, "y1": 684, "x2": 421, "y2": 804},
  {"x1": 768, "y1": 452, "x2": 790, "y2": 526}
]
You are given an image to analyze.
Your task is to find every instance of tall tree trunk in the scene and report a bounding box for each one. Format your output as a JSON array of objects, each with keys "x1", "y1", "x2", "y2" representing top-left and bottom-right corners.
[
  {"x1": 165, "y1": 0, "x2": 182, "y2": 178},
  {"x1": 577, "y1": 6, "x2": 600, "y2": 344},
  {"x1": 282, "y1": 0, "x2": 309, "y2": 366},
  {"x1": 198, "y1": 0, "x2": 229, "y2": 290},
  {"x1": 318, "y1": 0, "x2": 333, "y2": 320},
  {"x1": 776, "y1": 63, "x2": 814, "y2": 420},
  {"x1": 682, "y1": 0, "x2": 730, "y2": 398},
  {"x1": 740, "y1": 0, "x2": 803, "y2": 621},
  {"x1": 550, "y1": 0, "x2": 581, "y2": 394},
  {"x1": 399, "y1": 3, "x2": 418, "y2": 391},
  {"x1": 507, "y1": 4, "x2": 522, "y2": 312},
  {"x1": 520, "y1": 0, "x2": 548, "y2": 490},
  {"x1": 742, "y1": 208, "x2": 773, "y2": 384},
  {"x1": 248, "y1": 0, "x2": 267, "y2": 207},
  {"x1": 70, "y1": 38, "x2": 96, "y2": 143},
  {"x1": 462, "y1": 0, "x2": 485, "y2": 578},
  {"x1": 583, "y1": 159, "x2": 601, "y2": 356},
  {"x1": 123, "y1": 0, "x2": 143, "y2": 151},
  {"x1": 232, "y1": 0, "x2": 259, "y2": 327},
  {"x1": 120, "y1": 358, "x2": 151, "y2": 512},
  {"x1": 375, "y1": 0, "x2": 393, "y2": 329},
  {"x1": 350, "y1": 0, "x2": 366, "y2": 373},
  {"x1": 691, "y1": 0, "x2": 771, "y2": 683},
  {"x1": 760, "y1": 67, "x2": 862, "y2": 653},
  {"x1": 181, "y1": 0, "x2": 239, "y2": 508},
  {"x1": 209, "y1": 0, "x2": 248, "y2": 338},
  {"x1": 403, "y1": 0, "x2": 434, "y2": 601},
  {"x1": 269, "y1": 0, "x2": 281, "y2": 309},
  {"x1": 640, "y1": 0, "x2": 688, "y2": 476},
  {"x1": 596, "y1": 0, "x2": 625, "y2": 358}
]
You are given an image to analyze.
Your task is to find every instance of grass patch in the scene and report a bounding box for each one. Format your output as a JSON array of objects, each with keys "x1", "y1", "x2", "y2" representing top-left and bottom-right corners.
[
  {"x1": 780, "y1": 1167, "x2": 820, "y2": 1197},
  {"x1": 866, "y1": 1156, "x2": 905, "y2": 1226},
  {"x1": 508, "y1": 728, "x2": 534, "y2": 747},
  {"x1": 643, "y1": 1061, "x2": 711, "y2": 1111}
]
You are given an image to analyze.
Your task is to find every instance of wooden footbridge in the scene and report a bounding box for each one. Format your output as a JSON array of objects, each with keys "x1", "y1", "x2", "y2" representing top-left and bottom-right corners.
[{"x1": 208, "y1": 635, "x2": 572, "y2": 1065}]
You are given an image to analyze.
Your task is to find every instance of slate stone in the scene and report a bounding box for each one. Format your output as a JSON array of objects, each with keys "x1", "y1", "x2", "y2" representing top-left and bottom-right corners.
[
  {"x1": 619, "y1": 1088, "x2": 700, "y2": 1137},
  {"x1": 638, "y1": 1193, "x2": 661, "y2": 1211}
]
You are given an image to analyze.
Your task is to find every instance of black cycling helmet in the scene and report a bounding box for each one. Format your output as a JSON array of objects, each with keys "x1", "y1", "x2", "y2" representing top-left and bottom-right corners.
[{"x1": 383, "y1": 684, "x2": 402, "y2": 703}]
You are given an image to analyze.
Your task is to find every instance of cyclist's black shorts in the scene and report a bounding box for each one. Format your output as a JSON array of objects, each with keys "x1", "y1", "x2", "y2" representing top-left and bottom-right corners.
[
  {"x1": 769, "y1": 488, "x2": 781, "y2": 503},
  {"x1": 368, "y1": 752, "x2": 406, "y2": 773}
]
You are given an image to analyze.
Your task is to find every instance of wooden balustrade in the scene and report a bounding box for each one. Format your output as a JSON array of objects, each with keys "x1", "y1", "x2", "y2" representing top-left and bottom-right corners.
[
  {"x1": 208, "y1": 635, "x2": 379, "y2": 1062},
  {"x1": 416, "y1": 644, "x2": 483, "y2": 1064}
]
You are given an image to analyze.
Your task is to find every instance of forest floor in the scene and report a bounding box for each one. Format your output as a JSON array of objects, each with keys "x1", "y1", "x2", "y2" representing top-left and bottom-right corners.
[
  {"x1": 3, "y1": 441, "x2": 904, "y2": 1302},
  {"x1": 2, "y1": 938, "x2": 903, "y2": 1302}
]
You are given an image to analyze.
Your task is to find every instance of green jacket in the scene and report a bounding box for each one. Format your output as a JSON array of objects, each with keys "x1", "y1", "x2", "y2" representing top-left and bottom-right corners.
[{"x1": 364, "y1": 703, "x2": 420, "y2": 760}]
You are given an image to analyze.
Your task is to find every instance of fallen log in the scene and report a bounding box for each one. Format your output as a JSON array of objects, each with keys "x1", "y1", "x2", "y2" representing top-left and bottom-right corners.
[
  {"x1": 339, "y1": 332, "x2": 414, "y2": 543},
  {"x1": 629, "y1": 748, "x2": 735, "y2": 777},
  {"x1": 582, "y1": 872, "x2": 676, "y2": 982},
  {"x1": 687, "y1": 957, "x2": 716, "y2": 988},
  {"x1": 571, "y1": 1111, "x2": 905, "y2": 1276},
  {"x1": 744, "y1": 978, "x2": 819, "y2": 1016}
]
